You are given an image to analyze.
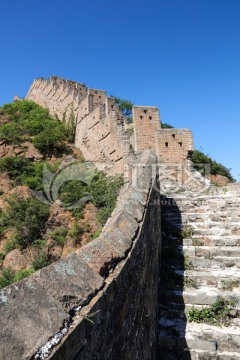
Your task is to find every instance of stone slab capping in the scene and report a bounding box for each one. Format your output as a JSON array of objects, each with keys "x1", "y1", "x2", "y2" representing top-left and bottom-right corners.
[{"x1": 0, "y1": 151, "x2": 161, "y2": 360}]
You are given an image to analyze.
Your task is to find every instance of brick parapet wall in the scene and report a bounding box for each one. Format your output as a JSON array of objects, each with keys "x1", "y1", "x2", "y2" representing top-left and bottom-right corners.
[
  {"x1": 26, "y1": 77, "x2": 195, "y2": 176},
  {"x1": 26, "y1": 76, "x2": 130, "y2": 175},
  {"x1": 0, "y1": 151, "x2": 161, "y2": 360},
  {"x1": 157, "y1": 128, "x2": 194, "y2": 163},
  {"x1": 132, "y1": 105, "x2": 194, "y2": 165}
]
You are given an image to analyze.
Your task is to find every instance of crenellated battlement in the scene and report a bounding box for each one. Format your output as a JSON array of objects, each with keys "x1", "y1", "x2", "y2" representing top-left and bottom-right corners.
[
  {"x1": 26, "y1": 76, "x2": 131, "y2": 175},
  {"x1": 26, "y1": 76, "x2": 194, "y2": 177}
]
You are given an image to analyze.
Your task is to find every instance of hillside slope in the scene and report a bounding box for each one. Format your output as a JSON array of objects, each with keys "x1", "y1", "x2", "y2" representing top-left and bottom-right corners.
[{"x1": 0, "y1": 100, "x2": 123, "y2": 289}]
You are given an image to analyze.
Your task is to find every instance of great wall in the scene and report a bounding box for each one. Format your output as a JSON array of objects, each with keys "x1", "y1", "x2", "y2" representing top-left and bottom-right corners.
[{"x1": 0, "y1": 76, "x2": 240, "y2": 359}]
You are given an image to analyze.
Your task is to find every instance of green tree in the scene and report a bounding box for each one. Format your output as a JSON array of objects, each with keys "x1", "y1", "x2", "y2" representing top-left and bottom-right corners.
[
  {"x1": 192, "y1": 150, "x2": 235, "y2": 182},
  {"x1": 0, "y1": 156, "x2": 44, "y2": 190},
  {"x1": 33, "y1": 126, "x2": 68, "y2": 155},
  {"x1": 67, "y1": 109, "x2": 76, "y2": 143},
  {"x1": 0, "y1": 100, "x2": 71, "y2": 155},
  {"x1": 161, "y1": 122, "x2": 174, "y2": 129},
  {"x1": 113, "y1": 96, "x2": 133, "y2": 123}
]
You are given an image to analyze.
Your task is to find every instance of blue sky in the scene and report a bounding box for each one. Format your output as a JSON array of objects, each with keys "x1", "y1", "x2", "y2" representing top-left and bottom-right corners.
[{"x1": 1, "y1": 0, "x2": 239, "y2": 179}]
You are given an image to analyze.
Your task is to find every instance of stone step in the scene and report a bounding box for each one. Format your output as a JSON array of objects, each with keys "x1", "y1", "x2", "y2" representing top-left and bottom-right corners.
[
  {"x1": 162, "y1": 225, "x2": 240, "y2": 234},
  {"x1": 167, "y1": 254, "x2": 240, "y2": 271},
  {"x1": 192, "y1": 351, "x2": 240, "y2": 360},
  {"x1": 179, "y1": 245, "x2": 240, "y2": 258},
  {"x1": 159, "y1": 301, "x2": 235, "y2": 313},
  {"x1": 157, "y1": 348, "x2": 240, "y2": 360},
  {"x1": 162, "y1": 193, "x2": 240, "y2": 200},
  {"x1": 179, "y1": 269, "x2": 240, "y2": 289},
  {"x1": 164, "y1": 221, "x2": 240, "y2": 230},
  {"x1": 163, "y1": 213, "x2": 240, "y2": 220},
  {"x1": 159, "y1": 302, "x2": 240, "y2": 318},
  {"x1": 182, "y1": 237, "x2": 240, "y2": 247},
  {"x1": 178, "y1": 208, "x2": 240, "y2": 214},
  {"x1": 164, "y1": 236, "x2": 240, "y2": 247},
  {"x1": 160, "y1": 286, "x2": 240, "y2": 306},
  {"x1": 159, "y1": 317, "x2": 240, "y2": 352},
  {"x1": 183, "y1": 220, "x2": 240, "y2": 227},
  {"x1": 164, "y1": 206, "x2": 239, "y2": 210},
  {"x1": 189, "y1": 255, "x2": 240, "y2": 270}
]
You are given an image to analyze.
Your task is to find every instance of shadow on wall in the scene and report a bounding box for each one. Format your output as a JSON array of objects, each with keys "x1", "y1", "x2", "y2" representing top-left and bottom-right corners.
[{"x1": 157, "y1": 195, "x2": 191, "y2": 360}]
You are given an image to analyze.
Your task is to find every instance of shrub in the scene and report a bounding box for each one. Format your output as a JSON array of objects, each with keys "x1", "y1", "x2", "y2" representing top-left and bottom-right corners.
[
  {"x1": 192, "y1": 238, "x2": 204, "y2": 246},
  {"x1": 92, "y1": 228, "x2": 102, "y2": 239},
  {"x1": 221, "y1": 280, "x2": 240, "y2": 291},
  {"x1": 69, "y1": 221, "x2": 84, "y2": 245},
  {"x1": 192, "y1": 150, "x2": 235, "y2": 182},
  {"x1": 32, "y1": 252, "x2": 51, "y2": 270},
  {"x1": 0, "y1": 100, "x2": 71, "y2": 155},
  {"x1": 33, "y1": 126, "x2": 68, "y2": 155},
  {"x1": 0, "y1": 198, "x2": 50, "y2": 248},
  {"x1": 0, "y1": 156, "x2": 44, "y2": 190},
  {"x1": 126, "y1": 127, "x2": 134, "y2": 136},
  {"x1": 72, "y1": 207, "x2": 84, "y2": 219},
  {"x1": 0, "y1": 267, "x2": 15, "y2": 289},
  {"x1": 188, "y1": 297, "x2": 238, "y2": 326},
  {"x1": 67, "y1": 110, "x2": 76, "y2": 143},
  {"x1": 180, "y1": 226, "x2": 193, "y2": 239},
  {"x1": 59, "y1": 171, "x2": 123, "y2": 226},
  {"x1": 184, "y1": 257, "x2": 194, "y2": 270},
  {"x1": 32, "y1": 239, "x2": 47, "y2": 249},
  {"x1": 3, "y1": 238, "x2": 18, "y2": 254},
  {"x1": 0, "y1": 266, "x2": 35, "y2": 289},
  {"x1": 0, "y1": 122, "x2": 26, "y2": 143},
  {"x1": 184, "y1": 277, "x2": 199, "y2": 289},
  {"x1": 48, "y1": 227, "x2": 68, "y2": 247},
  {"x1": 113, "y1": 97, "x2": 133, "y2": 123},
  {"x1": 161, "y1": 122, "x2": 174, "y2": 129},
  {"x1": 89, "y1": 173, "x2": 123, "y2": 225},
  {"x1": 14, "y1": 268, "x2": 34, "y2": 282},
  {"x1": 59, "y1": 180, "x2": 89, "y2": 207}
]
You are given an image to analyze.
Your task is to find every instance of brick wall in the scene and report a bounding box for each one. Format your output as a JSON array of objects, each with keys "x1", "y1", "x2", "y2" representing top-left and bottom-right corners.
[
  {"x1": 26, "y1": 77, "x2": 130, "y2": 175},
  {"x1": 26, "y1": 77, "x2": 195, "y2": 175},
  {"x1": 157, "y1": 129, "x2": 194, "y2": 163},
  {"x1": 0, "y1": 151, "x2": 161, "y2": 360},
  {"x1": 132, "y1": 106, "x2": 194, "y2": 165}
]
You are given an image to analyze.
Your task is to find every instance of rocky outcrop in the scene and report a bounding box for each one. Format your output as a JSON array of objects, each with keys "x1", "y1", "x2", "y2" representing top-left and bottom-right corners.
[{"x1": 211, "y1": 173, "x2": 231, "y2": 187}]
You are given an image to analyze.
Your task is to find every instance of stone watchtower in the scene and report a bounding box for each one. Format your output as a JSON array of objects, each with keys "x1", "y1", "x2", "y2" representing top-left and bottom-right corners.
[
  {"x1": 132, "y1": 105, "x2": 194, "y2": 163},
  {"x1": 132, "y1": 105, "x2": 197, "y2": 190},
  {"x1": 132, "y1": 106, "x2": 161, "y2": 152}
]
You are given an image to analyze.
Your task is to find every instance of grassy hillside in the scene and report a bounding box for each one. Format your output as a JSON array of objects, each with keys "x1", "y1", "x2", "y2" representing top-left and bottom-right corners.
[
  {"x1": 0, "y1": 100, "x2": 123, "y2": 289},
  {"x1": 192, "y1": 150, "x2": 235, "y2": 182}
]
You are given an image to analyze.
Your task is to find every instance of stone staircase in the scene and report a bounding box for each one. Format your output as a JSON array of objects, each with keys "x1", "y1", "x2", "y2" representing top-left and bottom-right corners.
[{"x1": 158, "y1": 184, "x2": 240, "y2": 360}]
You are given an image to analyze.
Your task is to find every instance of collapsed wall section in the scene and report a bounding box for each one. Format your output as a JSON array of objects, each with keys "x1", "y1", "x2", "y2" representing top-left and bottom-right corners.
[{"x1": 0, "y1": 151, "x2": 161, "y2": 360}]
